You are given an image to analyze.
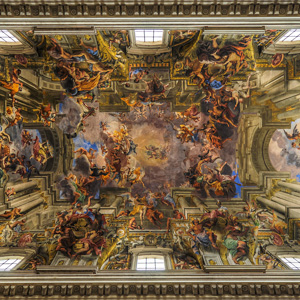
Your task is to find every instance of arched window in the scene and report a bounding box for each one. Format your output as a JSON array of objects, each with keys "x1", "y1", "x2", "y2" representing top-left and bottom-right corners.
[
  {"x1": 0, "y1": 256, "x2": 24, "y2": 271},
  {"x1": 136, "y1": 255, "x2": 165, "y2": 271}
]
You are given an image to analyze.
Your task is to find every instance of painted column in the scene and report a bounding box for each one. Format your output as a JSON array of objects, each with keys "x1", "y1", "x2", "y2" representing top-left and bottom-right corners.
[
  {"x1": 111, "y1": 196, "x2": 123, "y2": 209},
  {"x1": 177, "y1": 196, "x2": 189, "y2": 210},
  {"x1": 278, "y1": 181, "x2": 300, "y2": 193},
  {"x1": 191, "y1": 196, "x2": 205, "y2": 208},
  {"x1": 275, "y1": 191, "x2": 300, "y2": 206},
  {"x1": 257, "y1": 195, "x2": 300, "y2": 219},
  {"x1": 176, "y1": 196, "x2": 190, "y2": 218},
  {"x1": 102, "y1": 195, "x2": 124, "y2": 217},
  {"x1": 9, "y1": 180, "x2": 38, "y2": 193},
  {"x1": 256, "y1": 196, "x2": 285, "y2": 214},
  {"x1": 291, "y1": 191, "x2": 300, "y2": 198},
  {"x1": 10, "y1": 193, "x2": 44, "y2": 212},
  {"x1": 277, "y1": 107, "x2": 300, "y2": 120},
  {"x1": 271, "y1": 196, "x2": 298, "y2": 208}
]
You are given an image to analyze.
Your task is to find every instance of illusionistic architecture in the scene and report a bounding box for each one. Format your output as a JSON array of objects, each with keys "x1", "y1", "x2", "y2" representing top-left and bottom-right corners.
[{"x1": 0, "y1": 1, "x2": 300, "y2": 299}]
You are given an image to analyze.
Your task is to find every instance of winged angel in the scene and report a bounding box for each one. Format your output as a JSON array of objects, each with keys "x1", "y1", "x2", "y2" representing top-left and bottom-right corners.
[{"x1": 284, "y1": 123, "x2": 300, "y2": 150}]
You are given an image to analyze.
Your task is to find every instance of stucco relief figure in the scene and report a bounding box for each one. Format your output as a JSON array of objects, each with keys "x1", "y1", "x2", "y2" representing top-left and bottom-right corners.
[
  {"x1": 271, "y1": 53, "x2": 284, "y2": 68},
  {"x1": 0, "y1": 116, "x2": 12, "y2": 144}
]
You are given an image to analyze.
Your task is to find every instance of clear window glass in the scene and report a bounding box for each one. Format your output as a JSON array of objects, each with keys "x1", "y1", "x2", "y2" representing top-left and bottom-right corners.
[
  {"x1": 279, "y1": 29, "x2": 300, "y2": 42},
  {"x1": 280, "y1": 256, "x2": 300, "y2": 270},
  {"x1": 135, "y1": 30, "x2": 163, "y2": 43},
  {"x1": 0, "y1": 30, "x2": 20, "y2": 43},
  {"x1": 136, "y1": 255, "x2": 165, "y2": 270},
  {"x1": 0, "y1": 257, "x2": 23, "y2": 271}
]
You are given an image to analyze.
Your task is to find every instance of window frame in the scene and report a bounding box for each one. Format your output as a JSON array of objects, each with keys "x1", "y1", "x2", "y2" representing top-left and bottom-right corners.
[
  {"x1": 0, "y1": 249, "x2": 35, "y2": 272},
  {"x1": 127, "y1": 29, "x2": 170, "y2": 55},
  {"x1": 129, "y1": 246, "x2": 173, "y2": 271},
  {"x1": 0, "y1": 257, "x2": 24, "y2": 271},
  {"x1": 0, "y1": 30, "x2": 21, "y2": 45},
  {"x1": 278, "y1": 29, "x2": 300, "y2": 43},
  {"x1": 134, "y1": 29, "x2": 164, "y2": 45},
  {"x1": 279, "y1": 256, "x2": 300, "y2": 270},
  {"x1": 136, "y1": 254, "x2": 166, "y2": 271}
]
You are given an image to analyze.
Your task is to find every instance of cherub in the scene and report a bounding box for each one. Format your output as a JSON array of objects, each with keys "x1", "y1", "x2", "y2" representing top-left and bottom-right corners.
[
  {"x1": 145, "y1": 145, "x2": 159, "y2": 159},
  {"x1": 179, "y1": 104, "x2": 201, "y2": 122},
  {"x1": 175, "y1": 124, "x2": 195, "y2": 144}
]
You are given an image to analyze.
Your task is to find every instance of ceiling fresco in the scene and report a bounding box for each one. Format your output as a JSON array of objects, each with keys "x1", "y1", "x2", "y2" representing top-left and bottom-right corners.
[
  {"x1": 0, "y1": 28, "x2": 298, "y2": 271},
  {"x1": 269, "y1": 119, "x2": 300, "y2": 180}
]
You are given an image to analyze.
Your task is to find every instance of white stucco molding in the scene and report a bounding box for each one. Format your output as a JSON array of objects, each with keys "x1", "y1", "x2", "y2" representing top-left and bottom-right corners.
[
  {"x1": 0, "y1": 3, "x2": 299, "y2": 29},
  {"x1": 0, "y1": 270, "x2": 299, "y2": 296}
]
